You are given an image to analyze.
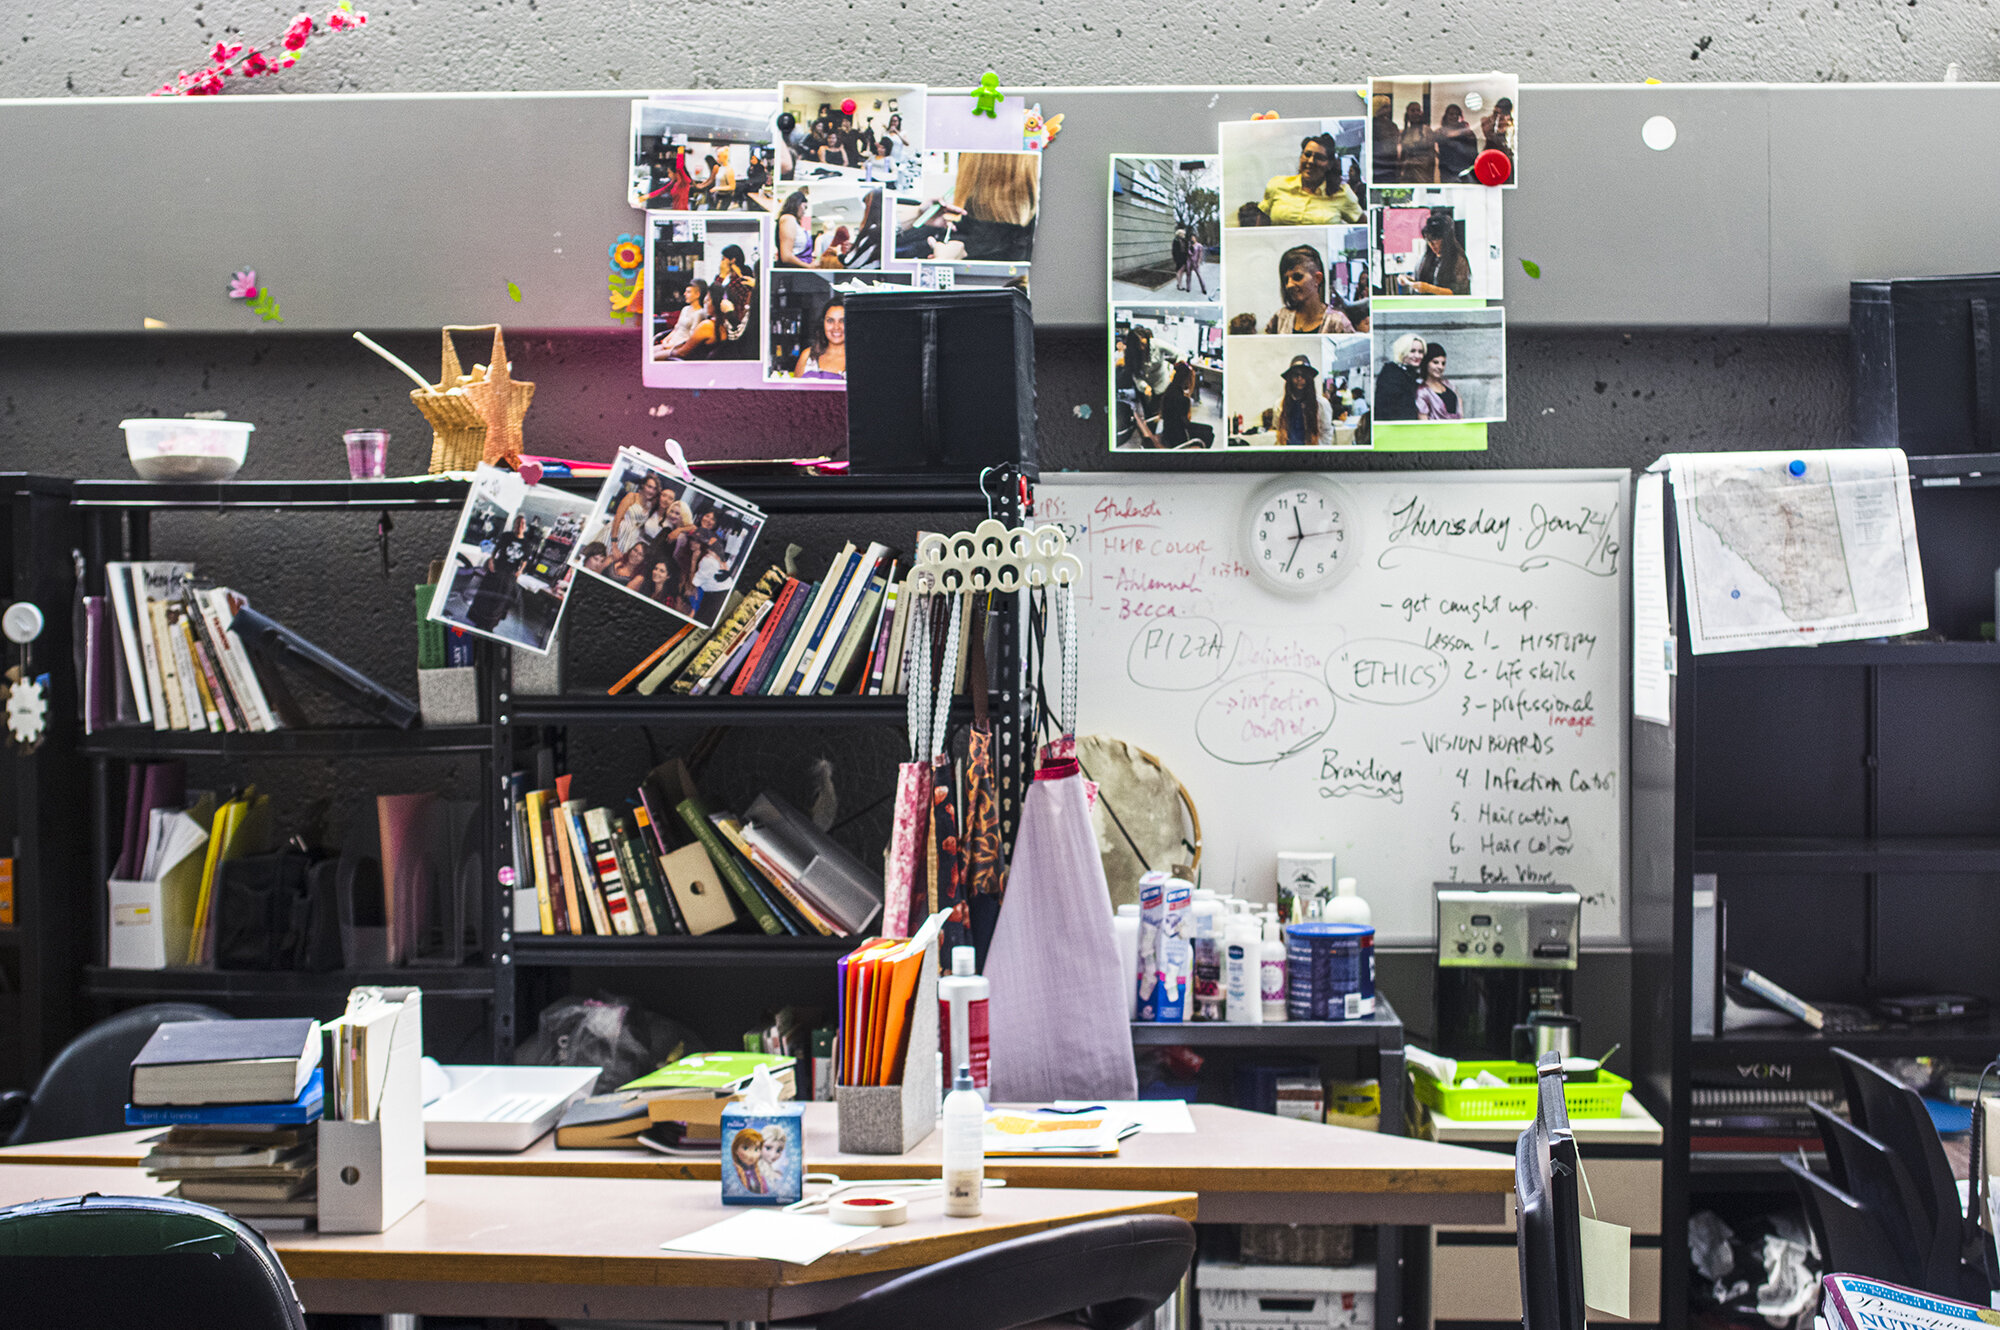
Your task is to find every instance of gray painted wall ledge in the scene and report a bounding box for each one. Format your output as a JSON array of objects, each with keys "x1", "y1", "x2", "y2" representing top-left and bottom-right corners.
[{"x1": 4, "y1": 83, "x2": 1994, "y2": 334}]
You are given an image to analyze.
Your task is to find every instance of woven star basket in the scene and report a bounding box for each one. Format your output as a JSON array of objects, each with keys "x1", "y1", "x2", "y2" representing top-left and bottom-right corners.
[{"x1": 412, "y1": 325, "x2": 535, "y2": 473}]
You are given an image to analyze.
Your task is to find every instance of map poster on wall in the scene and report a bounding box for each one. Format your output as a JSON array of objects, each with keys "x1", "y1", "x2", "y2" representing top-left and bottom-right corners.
[{"x1": 1665, "y1": 449, "x2": 1928, "y2": 654}]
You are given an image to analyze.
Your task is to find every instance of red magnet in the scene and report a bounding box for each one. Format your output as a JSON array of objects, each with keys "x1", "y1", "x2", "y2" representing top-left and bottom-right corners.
[
  {"x1": 841, "y1": 97, "x2": 857, "y2": 116},
  {"x1": 1473, "y1": 149, "x2": 1512, "y2": 186}
]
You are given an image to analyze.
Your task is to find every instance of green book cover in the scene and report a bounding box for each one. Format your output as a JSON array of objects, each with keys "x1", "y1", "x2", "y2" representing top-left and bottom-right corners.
[
  {"x1": 620, "y1": 1050, "x2": 796, "y2": 1092},
  {"x1": 676, "y1": 794, "x2": 783, "y2": 936},
  {"x1": 415, "y1": 584, "x2": 446, "y2": 670}
]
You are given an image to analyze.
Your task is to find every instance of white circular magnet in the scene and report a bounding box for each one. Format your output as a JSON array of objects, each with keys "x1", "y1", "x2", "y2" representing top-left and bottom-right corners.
[{"x1": 1, "y1": 602, "x2": 43, "y2": 645}]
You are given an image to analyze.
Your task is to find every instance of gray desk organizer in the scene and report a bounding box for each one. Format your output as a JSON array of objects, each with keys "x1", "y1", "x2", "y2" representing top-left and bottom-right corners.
[{"x1": 835, "y1": 936, "x2": 940, "y2": 1154}]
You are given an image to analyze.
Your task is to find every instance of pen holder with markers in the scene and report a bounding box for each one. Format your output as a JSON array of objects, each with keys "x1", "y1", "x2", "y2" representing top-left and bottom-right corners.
[{"x1": 834, "y1": 931, "x2": 941, "y2": 1155}]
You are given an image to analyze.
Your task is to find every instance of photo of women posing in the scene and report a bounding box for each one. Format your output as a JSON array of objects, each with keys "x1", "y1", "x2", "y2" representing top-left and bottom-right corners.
[
  {"x1": 1221, "y1": 117, "x2": 1366, "y2": 227},
  {"x1": 574, "y1": 449, "x2": 769, "y2": 631},
  {"x1": 1369, "y1": 74, "x2": 1520, "y2": 185},
  {"x1": 1370, "y1": 307, "x2": 1509, "y2": 425}
]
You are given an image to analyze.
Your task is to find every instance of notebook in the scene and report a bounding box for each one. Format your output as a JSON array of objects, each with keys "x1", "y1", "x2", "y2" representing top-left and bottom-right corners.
[{"x1": 130, "y1": 1018, "x2": 320, "y2": 1106}]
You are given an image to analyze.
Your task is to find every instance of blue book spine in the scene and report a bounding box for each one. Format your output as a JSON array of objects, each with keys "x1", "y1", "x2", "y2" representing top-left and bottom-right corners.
[
  {"x1": 784, "y1": 554, "x2": 861, "y2": 695},
  {"x1": 126, "y1": 1067, "x2": 325, "y2": 1126}
]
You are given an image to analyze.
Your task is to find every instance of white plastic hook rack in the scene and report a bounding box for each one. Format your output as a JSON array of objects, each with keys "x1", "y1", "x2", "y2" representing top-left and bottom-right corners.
[{"x1": 911, "y1": 519, "x2": 1081, "y2": 594}]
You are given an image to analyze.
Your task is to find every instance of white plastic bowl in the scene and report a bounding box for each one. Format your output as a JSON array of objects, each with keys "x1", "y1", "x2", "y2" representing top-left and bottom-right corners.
[{"x1": 120, "y1": 418, "x2": 254, "y2": 482}]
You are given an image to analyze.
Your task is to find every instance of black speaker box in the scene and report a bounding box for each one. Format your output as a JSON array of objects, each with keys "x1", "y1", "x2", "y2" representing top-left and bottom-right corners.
[{"x1": 843, "y1": 287, "x2": 1037, "y2": 475}]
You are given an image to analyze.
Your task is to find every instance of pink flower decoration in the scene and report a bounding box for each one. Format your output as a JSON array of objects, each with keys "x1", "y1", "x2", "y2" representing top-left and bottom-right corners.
[
  {"x1": 228, "y1": 271, "x2": 259, "y2": 300},
  {"x1": 241, "y1": 49, "x2": 270, "y2": 76},
  {"x1": 327, "y1": 10, "x2": 352, "y2": 29},
  {"x1": 283, "y1": 14, "x2": 313, "y2": 50}
]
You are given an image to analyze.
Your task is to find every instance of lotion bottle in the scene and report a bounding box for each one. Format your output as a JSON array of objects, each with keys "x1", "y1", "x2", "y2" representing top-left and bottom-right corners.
[
  {"x1": 1260, "y1": 909, "x2": 1289, "y2": 1022},
  {"x1": 942, "y1": 1063, "x2": 985, "y2": 1217},
  {"x1": 1321, "y1": 876, "x2": 1371, "y2": 926},
  {"x1": 938, "y1": 945, "x2": 991, "y2": 1103},
  {"x1": 1224, "y1": 901, "x2": 1263, "y2": 1023}
]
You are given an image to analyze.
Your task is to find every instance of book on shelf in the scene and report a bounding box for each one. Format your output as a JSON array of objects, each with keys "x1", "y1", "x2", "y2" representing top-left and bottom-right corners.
[
  {"x1": 130, "y1": 1018, "x2": 321, "y2": 1107},
  {"x1": 678, "y1": 793, "x2": 785, "y2": 936},
  {"x1": 126, "y1": 1068, "x2": 326, "y2": 1126}
]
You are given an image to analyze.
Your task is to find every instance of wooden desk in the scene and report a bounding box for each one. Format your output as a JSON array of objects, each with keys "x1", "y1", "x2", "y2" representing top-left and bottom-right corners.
[
  {"x1": 0, "y1": 1162, "x2": 1195, "y2": 1323},
  {"x1": 0, "y1": 1103, "x2": 1514, "y2": 1226}
]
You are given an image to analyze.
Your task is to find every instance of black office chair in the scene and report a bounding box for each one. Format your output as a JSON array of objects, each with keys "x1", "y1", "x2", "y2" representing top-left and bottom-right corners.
[
  {"x1": 799, "y1": 1214, "x2": 1195, "y2": 1330},
  {"x1": 1782, "y1": 1155, "x2": 1911, "y2": 1284},
  {"x1": 1809, "y1": 1102, "x2": 1927, "y2": 1284},
  {"x1": 0, "y1": 1192, "x2": 306, "y2": 1328},
  {"x1": 1832, "y1": 1047, "x2": 1994, "y2": 1301},
  {"x1": 0, "y1": 1003, "x2": 230, "y2": 1145},
  {"x1": 1516, "y1": 1051, "x2": 1586, "y2": 1330}
]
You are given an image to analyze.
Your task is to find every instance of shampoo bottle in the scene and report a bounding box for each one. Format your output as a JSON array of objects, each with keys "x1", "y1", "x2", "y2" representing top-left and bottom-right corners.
[
  {"x1": 938, "y1": 945, "x2": 991, "y2": 1103},
  {"x1": 1321, "y1": 876, "x2": 1371, "y2": 926},
  {"x1": 1260, "y1": 909, "x2": 1289, "y2": 1022},
  {"x1": 1189, "y1": 889, "x2": 1227, "y2": 1022},
  {"x1": 1224, "y1": 901, "x2": 1263, "y2": 1024},
  {"x1": 941, "y1": 1063, "x2": 985, "y2": 1217}
]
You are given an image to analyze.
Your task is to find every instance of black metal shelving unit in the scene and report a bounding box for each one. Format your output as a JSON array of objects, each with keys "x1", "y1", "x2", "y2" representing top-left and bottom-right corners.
[
  {"x1": 1, "y1": 475, "x2": 88, "y2": 1088},
  {"x1": 64, "y1": 470, "x2": 1032, "y2": 1064},
  {"x1": 1631, "y1": 455, "x2": 2000, "y2": 1330}
]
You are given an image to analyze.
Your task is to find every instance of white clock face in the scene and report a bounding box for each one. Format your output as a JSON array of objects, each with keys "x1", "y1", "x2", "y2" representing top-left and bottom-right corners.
[{"x1": 1246, "y1": 478, "x2": 1358, "y2": 594}]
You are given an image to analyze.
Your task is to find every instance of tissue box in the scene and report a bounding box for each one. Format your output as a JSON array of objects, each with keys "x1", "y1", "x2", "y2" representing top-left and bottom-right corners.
[{"x1": 720, "y1": 1101, "x2": 804, "y2": 1205}]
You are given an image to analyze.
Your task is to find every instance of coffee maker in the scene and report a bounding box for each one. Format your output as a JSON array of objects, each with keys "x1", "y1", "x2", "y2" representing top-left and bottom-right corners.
[{"x1": 1432, "y1": 887, "x2": 1581, "y2": 1060}]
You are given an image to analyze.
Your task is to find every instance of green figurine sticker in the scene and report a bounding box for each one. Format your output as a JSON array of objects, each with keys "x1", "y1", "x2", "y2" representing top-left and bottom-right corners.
[{"x1": 972, "y1": 72, "x2": 1004, "y2": 118}]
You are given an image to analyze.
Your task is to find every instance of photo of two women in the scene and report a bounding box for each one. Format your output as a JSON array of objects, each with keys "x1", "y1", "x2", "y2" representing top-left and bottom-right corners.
[
  {"x1": 1112, "y1": 306, "x2": 1225, "y2": 450},
  {"x1": 773, "y1": 185, "x2": 884, "y2": 271},
  {"x1": 1109, "y1": 156, "x2": 1221, "y2": 303},
  {"x1": 649, "y1": 217, "x2": 763, "y2": 365},
  {"x1": 1369, "y1": 75, "x2": 1519, "y2": 186},
  {"x1": 575, "y1": 454, "x2": 767, "y2": 632},
  {"x1": 628, "y1": 98, "x2": 778, "y2": 212},
  {"x1": 1221, "y1": 117, "x2": 1367, "y2": 228},
  {"x1": 1371, "y1": 307, "x2": 1509, "y2": 425}
]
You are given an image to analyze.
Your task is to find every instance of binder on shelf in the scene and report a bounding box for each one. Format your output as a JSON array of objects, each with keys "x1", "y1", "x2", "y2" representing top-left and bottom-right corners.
[{"x1": 318, "y1": 987, "x2": 425, "y2": 1234}]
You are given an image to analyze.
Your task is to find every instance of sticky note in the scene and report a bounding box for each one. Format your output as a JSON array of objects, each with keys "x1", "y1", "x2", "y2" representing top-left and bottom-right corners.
[{"x1": 1579, "y1": 1214, "x2": 1631, "y2": 1318}]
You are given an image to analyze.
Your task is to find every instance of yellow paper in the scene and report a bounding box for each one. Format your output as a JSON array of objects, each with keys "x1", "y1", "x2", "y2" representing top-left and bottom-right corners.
[{"x1": 1579, "y1": 1214, "x2": 1631, "y2": 1319}]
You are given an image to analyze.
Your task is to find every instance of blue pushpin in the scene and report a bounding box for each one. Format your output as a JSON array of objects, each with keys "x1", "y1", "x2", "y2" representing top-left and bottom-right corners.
[{"x1": 1788, "y1": 459, "x2": 1806, "y2": 477}]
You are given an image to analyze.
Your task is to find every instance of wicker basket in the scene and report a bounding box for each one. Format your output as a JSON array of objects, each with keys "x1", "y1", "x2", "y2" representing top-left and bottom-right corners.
[{"x1": 411, "y1": 325, "x2": 535, "y2": 473}]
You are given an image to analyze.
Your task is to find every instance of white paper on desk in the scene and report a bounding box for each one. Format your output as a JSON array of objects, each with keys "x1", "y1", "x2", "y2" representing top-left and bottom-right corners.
[
  {"x1": 1664, "y1": 448, "x2": 1927, "y2": 654},
  {"x1": 1631, "y1": 470, "x2": 1671, "y2": 726},
  {"x1": 660, "y1": 1211, "x2": 861, "y2": 1266},
  {"x1": 1053, "y1": 1100, "x2": 1196, "y2": 1134}
]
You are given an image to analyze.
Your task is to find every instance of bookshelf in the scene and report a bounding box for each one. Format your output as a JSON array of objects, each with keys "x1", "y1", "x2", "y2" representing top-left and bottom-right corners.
[{"x1": 64, "y1": 468, "x2": 1030, "y2": 1063}]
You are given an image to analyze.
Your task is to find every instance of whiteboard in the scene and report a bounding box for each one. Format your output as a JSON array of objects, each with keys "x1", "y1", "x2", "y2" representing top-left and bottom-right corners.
[{"x1": 1040, "y1": 470, "x2": 1630, "y2": 944}]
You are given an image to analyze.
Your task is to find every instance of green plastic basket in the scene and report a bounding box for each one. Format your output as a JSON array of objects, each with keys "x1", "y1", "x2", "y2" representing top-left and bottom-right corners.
[{"x1": 1411, "y1": 1059, "x2": 1631, "y2": 1120}]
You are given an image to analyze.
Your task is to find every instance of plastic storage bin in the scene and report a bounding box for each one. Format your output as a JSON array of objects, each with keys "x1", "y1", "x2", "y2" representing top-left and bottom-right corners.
[
  {"x1": 120, "y1": 419, "x2": 254, "y2": 481},
  {"x1": 1197, "y1": 1260, "x2": 1375, "y2": 1330},
  {"x1": 1410, "y1": 1058, "x2": 1630, "y2": 1120}
]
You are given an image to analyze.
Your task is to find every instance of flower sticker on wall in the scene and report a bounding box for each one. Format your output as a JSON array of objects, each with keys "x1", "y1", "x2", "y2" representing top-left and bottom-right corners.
[
  {"x1": 228, "y1": 269, "x2": 283, "y2": 322},
  {"x1": 153, "y1": 5, "x2": 368, "y2": 97},
  {"x1": 608, "y1": 233, "x2": 645, "y2": 324}
]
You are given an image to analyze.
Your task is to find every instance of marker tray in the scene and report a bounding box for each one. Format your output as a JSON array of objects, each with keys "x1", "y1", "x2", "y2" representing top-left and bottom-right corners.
[{"x1": 1411, "y1": 1059, "x2": 1630, "y2": 1120}]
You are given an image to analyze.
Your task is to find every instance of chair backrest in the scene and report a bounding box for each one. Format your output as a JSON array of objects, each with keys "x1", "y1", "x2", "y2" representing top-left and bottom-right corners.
[
  {"x1": 1831, "y1": 1047, "x2": 1987, "y2": 1300},
  {"x1": 1810, "y1": 1101, "x2": 1927, "y2": 1285},
  {"x1": 1516, "y1": 1052, "x2": 1586, "y2": 1330},
  {"x1": 1782, "y1": 1155, "x2": 1910, "y2": 1285},
  {"x1": 813, "y1": 1213, "x2": 1195, "y2": 1330},
  {"x1": 0, "y1": 1192, "x2": 306, "y2": 1329},
  {"x1": 8, "y1": 1003, "x2": 231, "y2": 1145}
]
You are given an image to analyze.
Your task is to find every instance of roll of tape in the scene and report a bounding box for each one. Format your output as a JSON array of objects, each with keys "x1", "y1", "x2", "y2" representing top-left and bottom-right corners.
[{"x1": 830, "y1": 1194, "x2": 910, "y2": 1226}]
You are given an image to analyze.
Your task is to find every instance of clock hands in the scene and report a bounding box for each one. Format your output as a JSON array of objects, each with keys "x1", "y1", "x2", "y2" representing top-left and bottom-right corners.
[{"x1": 1282, "y1": 506, "x2": 1305, "y2": 573}]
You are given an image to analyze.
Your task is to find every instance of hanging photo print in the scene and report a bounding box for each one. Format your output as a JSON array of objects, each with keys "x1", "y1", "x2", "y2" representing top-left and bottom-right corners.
[
  {"x1": 1222, "y1": 224, "x2": 1369, "y2": 337},
  {"x1": 429, "y1": 466, "x2": 592, "y2": 654},
  {"x1": 1370, "y1": 186, "x2": 1504, "y2": 299},
  {"x1": 1109, "y1": 155, "x2": 1220, "y2": 304},
  {"x1": 641, "y1": 212, "x2": 790, "y2": 391},
  {"x1": 778, "y1": 82, "x2": 925, "y2": 187},
  {"x1": 1111, "y1": 305, "x2": 1224, "y2": 451},
  {"x1": 770, "y1": 182, "x2": 886, "y2": 271},
  {"x1": 572, "y1": 447, "x2": 769, "y2": 632},
  {"x1": 1369, "y1": 73, "x2": 1519, "y2": 186},
  {"x1": 1370, "y1": 306, "x2": 1508, "y2": 425},
  {"x1": 894, "y1": 150, "x2": 1040, "y2": 270},
  {"x1": 628, "y1": 96, "x2": 778, "y2": 211},
  {"x1": 766, "y1": 269, "x2": 912, "y2": 383},
  {"x1": 1220, "y1": 117, "x2": 1367, "y2": 228}
]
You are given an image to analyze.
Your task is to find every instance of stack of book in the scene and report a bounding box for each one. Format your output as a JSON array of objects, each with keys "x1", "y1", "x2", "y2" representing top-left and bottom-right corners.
[
  {"x1": 129, "y1": 1018, "x2": 324, "y2": 1232},
  {"x1": 607, "y1": 541, "x2": 978, "y2": 699},
  {"x1": 555, "y1": 1050, "x2": 796, "y2": 1150},
  {"x1": 508, "y1": 766, "x2": 882, "y2": 940},
  {"x1": 1688, "y1": 1084, "x2": 1839, "y2": 1157},
  {"x1": 85, "y1": 562, "x2": 285, "y2": 735}
]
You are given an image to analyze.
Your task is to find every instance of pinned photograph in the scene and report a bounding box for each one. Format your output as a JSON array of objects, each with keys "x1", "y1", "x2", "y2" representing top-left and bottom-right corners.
[
  {"x1": 1220, "y1": 117, "x2": 1366, "y2": 228},
  {"x1": 1371, "y1": 306, "x2": 1508, "y2": 424},
  {"x1": 1369, "y1": 73, "x2": 1518, "y2": 186},
  {"x1": 766, "y1": 269, "x2": 912, "y2": 383},
  {"x1": 1223, "y1": 335, "x2": 1339, "y2": 448},
  {"x1": 1370, "y1": 187, "x2": 1503, "y2": 299},
  {"x1": 777, "y1": 82, "x2": 924, "y2": 187},
  {"x1": 629, "y1": 96, "x2": 777, "y2": 212},
  {"x1": 1319, "y1": 333, "x2": 1375, "y2": 448},
  {"x1": 573, "y1": 448, "x2": 769, "y2": 632},
  {"x1": 771, "y1": 183, "x2": 885, "y2": 271},
  {"x1": 1222, "y1": 226, "x2": 1369, "y2": 336},
  {"x1": 643, "y1": 213, "x2": 774, "y2": 391},
  {"x1": 1111, "y1": 304, "x2": 1224, "y2": 451},
  {"x1": 893, "y1": 150, "x2": 1040, "y2": 268},
  {"x1": 429, "y1": 466, "x2": 591, "y2": 655},
  {"x1": 1109, "y1": 156, "x2": 1220, "y2": 303}
]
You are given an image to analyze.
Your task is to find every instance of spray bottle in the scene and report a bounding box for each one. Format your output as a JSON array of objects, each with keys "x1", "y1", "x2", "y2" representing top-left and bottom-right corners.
[
  {"x1": 1189, "y1": 889, "x2": 1227, "y2": 1022},
  {"x1": 941, "y1": 1063, "x2": 985, "y2": 1217}
]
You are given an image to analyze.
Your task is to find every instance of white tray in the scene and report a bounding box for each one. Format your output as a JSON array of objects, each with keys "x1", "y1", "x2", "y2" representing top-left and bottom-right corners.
[{"x1": 422, "y1": 1065, "x2": 600, "y2": 1152}]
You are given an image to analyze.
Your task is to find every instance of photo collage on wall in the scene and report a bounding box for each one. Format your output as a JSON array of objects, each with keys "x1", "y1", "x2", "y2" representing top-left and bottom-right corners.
[
  {"x1": 632, "y1": 83, "x2": 1046, "y2": 392},
  {"x1": 1108, "y1": 73, "x2": 1517, "y2": 451}
]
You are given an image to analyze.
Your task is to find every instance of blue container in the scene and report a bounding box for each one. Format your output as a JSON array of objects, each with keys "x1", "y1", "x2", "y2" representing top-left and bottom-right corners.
[{"x1": 1285, "y1": 922, "x2": 1376, "y2": 1021}]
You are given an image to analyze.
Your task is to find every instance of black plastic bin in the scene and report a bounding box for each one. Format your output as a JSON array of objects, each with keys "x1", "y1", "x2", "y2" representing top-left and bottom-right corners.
[
  {"x1": 1852, "y1": 273, "x2": 2000, "y2": 455},
  {"x1": 843, "y1": 287, "x2": 1036, "y2": 475}
]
